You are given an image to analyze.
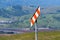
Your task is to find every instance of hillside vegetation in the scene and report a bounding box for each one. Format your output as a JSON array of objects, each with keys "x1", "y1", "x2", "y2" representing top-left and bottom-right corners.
[{"x1": 0, "y1": 6, "x2": 60, "y2": 29}]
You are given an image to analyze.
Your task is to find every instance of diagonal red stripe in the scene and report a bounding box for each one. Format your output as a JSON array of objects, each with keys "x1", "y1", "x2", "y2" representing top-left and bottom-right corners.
[
  {"x1": 36, "y1": 9, "x2": 40, "y2": 15},
  {"x1": 34, "y1": 14, "x2": 37, "y2": 19}
]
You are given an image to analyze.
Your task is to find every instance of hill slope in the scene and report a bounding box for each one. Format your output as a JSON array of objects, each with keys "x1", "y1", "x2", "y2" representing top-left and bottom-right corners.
[{"x1": 0, "y1": 6, "x2": 60, "y2": 29}]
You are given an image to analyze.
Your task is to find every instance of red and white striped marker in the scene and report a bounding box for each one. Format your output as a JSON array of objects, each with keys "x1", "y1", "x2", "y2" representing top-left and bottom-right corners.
[{"x1": 30, "y1": 6, "x2": 40, "y2": 27}]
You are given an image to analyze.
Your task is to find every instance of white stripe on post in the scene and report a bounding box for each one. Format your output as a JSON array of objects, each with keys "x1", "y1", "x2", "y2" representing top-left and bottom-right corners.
[
  {"x1": 38, "y1": 7, "x2": 40, "y2": 11},
  {"x1": 32, "y1": 17, "x2": 36, "y2": 22},
  {"x1": 35, "y1": 12, "x2": 39, "y2": 18},
  {"x1": 31, "y1": 22, "x2": 33, "y2": 27}
]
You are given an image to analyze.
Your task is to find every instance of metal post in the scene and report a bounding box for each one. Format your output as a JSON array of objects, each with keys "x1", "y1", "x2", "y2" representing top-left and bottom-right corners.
[{"x1": 35, "y1": 22, "x2": 38, "y2": 40}]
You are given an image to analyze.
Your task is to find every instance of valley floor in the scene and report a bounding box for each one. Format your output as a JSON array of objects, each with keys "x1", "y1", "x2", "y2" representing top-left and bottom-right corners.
[{"x1": 0, "y1": 31, "x2": 60, "y2": 40}]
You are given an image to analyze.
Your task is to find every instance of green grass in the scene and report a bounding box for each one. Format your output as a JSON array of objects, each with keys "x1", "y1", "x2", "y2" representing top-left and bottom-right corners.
[{"x1": 0, "y1": 31, "x2": 60, "y2": 40}]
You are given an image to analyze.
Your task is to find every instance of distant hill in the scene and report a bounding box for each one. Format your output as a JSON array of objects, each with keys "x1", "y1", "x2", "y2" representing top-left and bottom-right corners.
[
  {"x1": 0, "y1": 6, "x2": 60, "y2": 18},
  {"x1": 0, "y1": 6, "x2": 60, "y2": 30},
  {"x1": 0, "y1": 6, "x2": 36, "y2": 18}
]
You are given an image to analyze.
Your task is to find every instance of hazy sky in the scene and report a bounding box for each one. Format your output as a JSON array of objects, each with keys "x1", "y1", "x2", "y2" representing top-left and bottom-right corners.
[{"x1": 0, "y1": 0, "x2": 60, "y2": 7}]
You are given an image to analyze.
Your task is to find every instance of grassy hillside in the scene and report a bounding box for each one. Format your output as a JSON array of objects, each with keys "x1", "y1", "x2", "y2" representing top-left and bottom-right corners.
[
  {"x1": 0, "y1": 6, "x2": 60, "y2": 29},
  {"x1": 0, "y1": 13, "x2": 60, "y2": 29},
  {"x1": 0, "y1": 31, "x2": 60, "y2": 40}
]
